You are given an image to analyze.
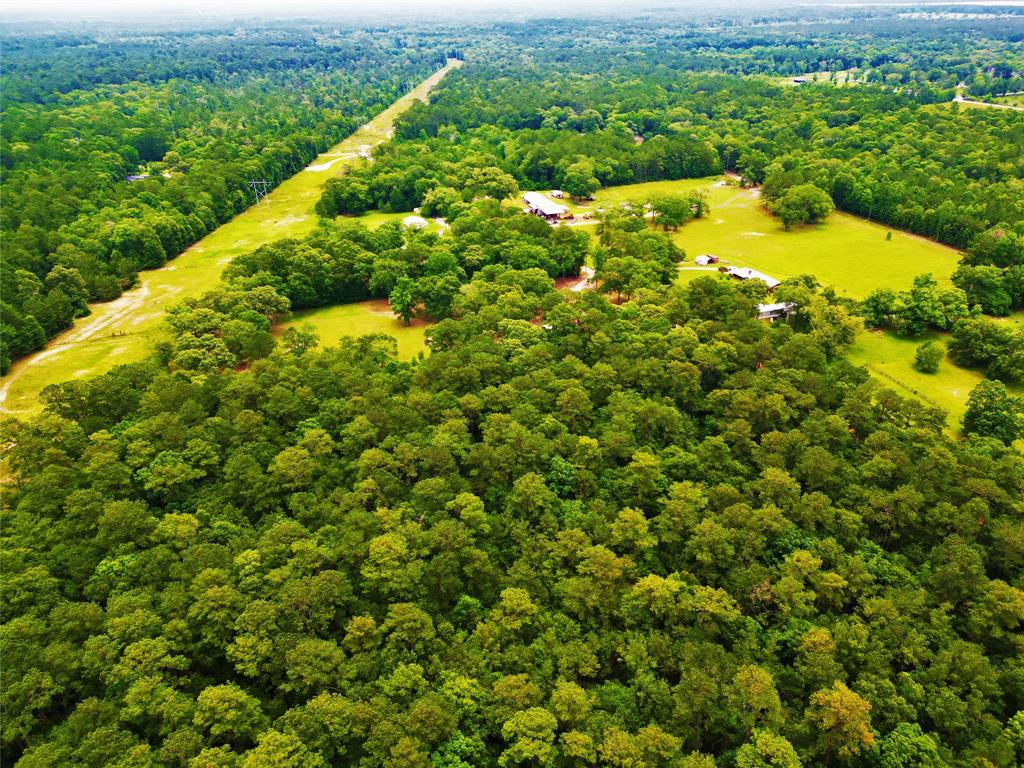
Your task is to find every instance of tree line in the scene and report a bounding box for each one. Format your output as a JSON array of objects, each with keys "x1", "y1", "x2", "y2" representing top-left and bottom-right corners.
[
  {"x1": 0, "y1": 29, "x2": 442, "y2": 372},
  {"x1": 315, "y1": 125, "x2": 720, "y2": 219},
  {"x1": 390, "y1": 65, "x2": 1021, "y2": 255}
]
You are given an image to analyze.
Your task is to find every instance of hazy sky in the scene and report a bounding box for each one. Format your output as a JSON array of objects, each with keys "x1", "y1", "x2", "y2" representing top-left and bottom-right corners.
[
  {"x1": 3, "y1": 0, "x2": 667, "y2": 16},
  {"x1": 0, "y1": 0, "x2": 907, "y2": 21},
  {"x1": 8, "y1": 0, "x2": 624, "y2": 21},
  {"x1": 4, "y1": 0, "x2": 1023, "y2": 22}
]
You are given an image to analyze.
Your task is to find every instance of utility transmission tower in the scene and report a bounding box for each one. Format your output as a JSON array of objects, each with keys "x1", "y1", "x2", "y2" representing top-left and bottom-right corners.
[{"x1": 248, "y1": 180, "x2": 271, "y2": 205}]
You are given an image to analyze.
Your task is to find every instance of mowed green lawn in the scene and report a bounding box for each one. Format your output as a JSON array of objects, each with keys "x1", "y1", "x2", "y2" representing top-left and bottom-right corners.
[
  {"x1": 774, "y1": 69, "x2": 863, "y2": 87},
  {"x1": 349, "y1": 210, "x2": 446, "y2": 234},
  {"x1": 992, "y1": 94, "x2": 1024, "y2": 108},
  {"x1": 277, "y1": 300, "x2": 428, "y2": 361},
  {"x1": 0, "y1": 61, "x2": 460, "y2": 418},
  {"x1": 681, "y1": 186, "x2": 959, "y2": 300},
  {"x1": 847, "y1": 331, "x2": 987, "y2": 429},
  {"x1": 568, "y1": 178, "x2": 960, "y2": 299},
  {"x1": 566, "y1": 177, "x2": 1004, "y2": 430},
  {"x1": 848, "y1": 319, "x2": 1024, "y2": 432}
]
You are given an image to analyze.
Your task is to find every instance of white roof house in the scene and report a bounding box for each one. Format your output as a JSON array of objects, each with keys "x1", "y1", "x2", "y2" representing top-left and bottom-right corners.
[
  {"x1": 523, "y1": 191, "x2": 568, "y2": 218},
  {"x1": 726, "y1": 266, "x2": 781, "y2": 290},
  {"x1": 757, "y1": 302, "x2": 797, "y2": 319}
]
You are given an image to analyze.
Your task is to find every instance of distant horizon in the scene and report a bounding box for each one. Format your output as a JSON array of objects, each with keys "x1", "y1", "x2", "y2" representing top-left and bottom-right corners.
[{"x1": 6, "y1": 0, "x2": 1023, "y2": 23}]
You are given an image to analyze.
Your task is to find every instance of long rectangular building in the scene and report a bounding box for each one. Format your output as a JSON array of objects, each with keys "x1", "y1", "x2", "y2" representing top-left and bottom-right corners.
[
  {"x1": 725, "y1": 266, "x2": 781, "y2": 290},
  {"x1": 523, "y1": 191, "x2": 568, "y2": 219}
]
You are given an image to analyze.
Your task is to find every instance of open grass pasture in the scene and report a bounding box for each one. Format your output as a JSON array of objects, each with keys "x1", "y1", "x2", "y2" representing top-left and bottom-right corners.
[
  {"x1": 349, "y1": 210, "x2": 446, "y2": 234},
  {"x1": 568, "y1": 177, "x2": 961, "y2": 299},
  {"x1": 675, "y1": 186, "x2": 960, "y2": 300},
  {"x1": 848, "y1": 319, "x2": 1024, "y2": 432},
  {"x1": 0, "y1": 61, "x2": 460, "y2": 418},
  {"x1": 277, "y1": 300, "x2": 428, "y2": 361},
  {"x1": 775, "y1": 69, "x2": 862, "y2": 87},
  {"x1": 569, "y1": 177, "x2": 1005, "y2": 428},
  {"x1": 989, "y1": 94, "x2": 1024, "y2": 108},
  {"x1": 847, "y1": 330, "x2": 987, "y2": 428},
  {"x1": 943, "y1": 96, "x2": 1024, "y2": 113}
]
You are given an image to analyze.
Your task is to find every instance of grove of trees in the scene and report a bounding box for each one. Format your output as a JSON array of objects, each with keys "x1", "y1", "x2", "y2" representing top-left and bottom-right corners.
[{"x1": 6, "y1": 268, "x2": 1024, "y2": 768}]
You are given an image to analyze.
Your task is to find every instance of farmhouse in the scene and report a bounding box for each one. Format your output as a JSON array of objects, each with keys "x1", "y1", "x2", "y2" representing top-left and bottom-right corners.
[
  {"x1": 757, "y1": 301, "x2": 797, "y2": 320},
  {"x1": 523, "y1": 191, "x2": 569, "y2": 221},
  {"x1": 725, "y1": 266, "x2": 781, "y2": 291}
]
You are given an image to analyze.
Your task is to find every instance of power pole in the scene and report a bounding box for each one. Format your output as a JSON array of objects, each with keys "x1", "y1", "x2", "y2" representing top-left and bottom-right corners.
[{"x1": 248, "y1": 180, "x2": 271, "y2": 205}]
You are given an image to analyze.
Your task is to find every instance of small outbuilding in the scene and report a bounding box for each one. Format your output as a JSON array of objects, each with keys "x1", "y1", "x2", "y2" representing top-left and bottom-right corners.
[
  {"x1": 550, "y1": 189, "x2": 564, "y2": 199},
  {"x1": 695, "y1": 254, "x2": 720, "y2": 266},
  {"x1": 725, "y1": 266, "x2": 781, "y2": 291}
]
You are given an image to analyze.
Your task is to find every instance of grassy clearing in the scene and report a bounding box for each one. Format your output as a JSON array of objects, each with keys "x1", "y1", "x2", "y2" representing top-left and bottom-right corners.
[
  {"x1": 571, "y1": 178, "x2": 715, "y2": 209},
  {"x1": 775, "y1": 69, "x2": 862, "y2": 87},
  {"x1": 348, "y1": 210, "x2": 445, "y2": 234},
  {"x1": 677, "y1": 267, "x2": 721, "y2": 285},
  {"x1": 277, "y1": 300, "x2": 428, "y2": 361},
  {"x1": 991, "y1": 94, "x2": 1024, "y2": 107},
  {"x1": 567, "y1": 177, "x2": 960, "y2": 299},
  {"x1": 943, "y1": 97, "x2": 1024, "y2": 113},
  {"x1": 847, "y1": 330, "x2": 984, "y2": 430},
  {"x1": 674, "y1": 186, "x2": 960, "y2": 300},
  {"x1": 0, "y1": 61, "x2": 460, "y2": 418},
  {"x1": 568, "y1": 177, "x2": 1003, "y2": 428},
  {"x1": 847, "y1": 325, "x2": 1024, "y2": 433}
]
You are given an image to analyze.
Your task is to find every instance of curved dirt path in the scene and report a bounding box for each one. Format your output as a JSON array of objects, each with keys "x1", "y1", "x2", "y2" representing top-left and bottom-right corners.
[
  {"x1": 0, "y1": 283, "x2": 152, "y2": 410},
  {"x1": 304, "y1": 154, "x2": 360, "y2": 171},
  {"x1": 953, "y1": 92, "x2": 1024, "y2": 111}
]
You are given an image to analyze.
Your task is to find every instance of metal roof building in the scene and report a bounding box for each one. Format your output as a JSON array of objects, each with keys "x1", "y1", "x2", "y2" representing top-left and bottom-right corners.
[
  {"x1": 523, "y1": 191, "x2": 568, "y2": 218},
  {"x1": 726, "y1": 266, "x2": 781, "y2": 290}
]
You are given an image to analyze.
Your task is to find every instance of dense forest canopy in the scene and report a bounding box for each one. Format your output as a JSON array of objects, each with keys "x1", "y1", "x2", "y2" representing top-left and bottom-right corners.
[
  {"x1": 5, "y1": 269, "x2": 1024, "y2": 768},
  {"x1": 2, "y1": 6, "x2": 1024, "y2": 768}
]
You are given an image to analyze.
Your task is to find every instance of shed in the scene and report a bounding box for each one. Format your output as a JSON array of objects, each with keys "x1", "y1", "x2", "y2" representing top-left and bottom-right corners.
[{"x1": 726, "y1": 266, "x2": 780, "y2": 291}]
